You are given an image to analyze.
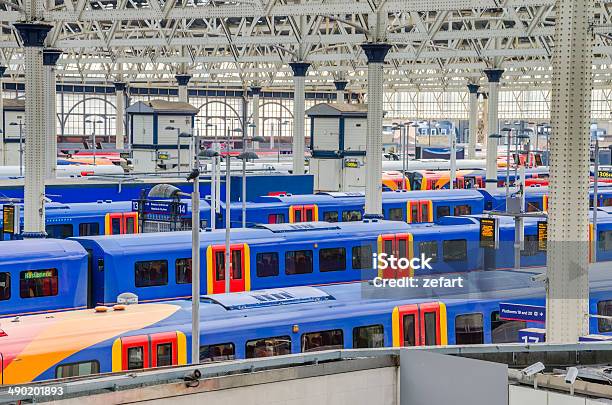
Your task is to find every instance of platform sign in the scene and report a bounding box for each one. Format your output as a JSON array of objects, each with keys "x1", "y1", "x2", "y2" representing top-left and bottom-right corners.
[
  {"x1": 537, "y1": 221, "x2": 547, "y2": 251},
  {"x1": 344, "y1": 160, "x2": 359, "y2": 168},
  {"x1": 2, "y1": 205, "x2": 19, "y2": 235},
  {"x1": 597, "y1": 170, "x2": 612, "y2": 179},
  {"x1": 499, "y1": 303, "x2": 546, "y2": 323},
  {"x1": 157, "y1": 151, "x2": 170, "y2": 161},
  {"x1": 518, "y1": 328, "x2": 546, "y2": 343},
  {"x1": 132, "y1": 200, "x2": 187, "y2": 216},
  {"x1": 479, "y1": 217, "x2": 498, "y2": 249}
]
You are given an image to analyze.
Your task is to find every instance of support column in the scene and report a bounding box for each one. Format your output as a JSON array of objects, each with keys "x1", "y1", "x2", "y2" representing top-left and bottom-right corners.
[
  {"x1": 0, "y1": 66, "x2": 5, "y2": 166},
  {"x1": 289, "y1": 62, "x2": 310, "y2": 175},
  {"x1": 361, "y1": 43, "x2": 391, "y2": 218},
  {"x1": 251, "y1": 86, "x2": 261, "y2": 148},
  {"x1": 175, "y1": 74, "x2": 191, "y2": 103},
  {"x1": 483, "y1": 69, "x2": 503, "y2": 191},
  {"x1": 43, "y1": 49, "x2": 61, "y2": 179},
  {"x1": 467, "y1": 83, "x2": 479, "y2": 160},
  {"x1": 13, "y1": 23, "x2": 52, "y2": 238},
  {"x1": 114, "y1": 82, "x2": 126, "y2": 150},
  {"x1": 334, "y1": 80, "x2": 348, "y2": 103},
  {"x1": 546, "y1": 0, "x2": 592, "y2": 342}
]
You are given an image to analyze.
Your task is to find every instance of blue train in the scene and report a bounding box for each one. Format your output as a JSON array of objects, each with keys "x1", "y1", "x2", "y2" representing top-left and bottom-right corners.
[
  {"x1": 3, "y1": 186, "x2": 612, "y2": 239},
  {"x1": 3, "y1": 209, "x2": 612, "y2": 318},
  {"x1": 2, "y1": 265, "x2": 611, "y2": 384}
]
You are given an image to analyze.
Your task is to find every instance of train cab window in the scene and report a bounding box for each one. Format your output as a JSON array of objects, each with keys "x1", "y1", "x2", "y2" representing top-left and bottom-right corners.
[
  {"x1": 176, "y1": 258, "x2": 192, "y2": 284},
  {"x1": 423, "y1": 312, "x2": 437, "y2": 346},
  {"x1": 0, "y1": 272, "x2": 10, "y2": 301},
  {"x1": 352, "y1": 245, "x2": 373, "y2": 270},
  {"x1": 246, "y1": 336, "x2": 291, "y2": 358},
  {"x1": 443, "y1": 239, "x2": 467, "y2": 262},
  {"x1": 135, "y1": 260, "x2": 168, "y2": 287},
  {"x1": 418, "y1": 241, "x2": 438, "y2": 263},
  {"x1": 436, "y1": 206, "x2": 450, "y2": 218},
  {"x1": 55, "y1": 361, "x2": 100, "y2": 378},
  {"x1": 342, "y1": 210, "x2": 362, "y2": 222},
  {"x1": 156, "y1": 343, "x2": 173, "y2": 367},
  {"x1": 127, "y1": 346, "x2": 144, "y2": 370},
  {"x1": 455, "y1": 313, "x2": 484, "y2": 344},
  {"x1": 521, "y1": 235, "x2": 539, "y2": 256},
  {"x1": 598, "y1": 230, "x2": 612, "y2": 252},
  {"x1": 78, "y1": 222, "x2": 100, "y2": 236},
  {"x1": 19, "y1": 269, "x2": 58, "y2": 298},
  {"x1": 388, "y1": 208, "x2": 404, "y2": 221},
  {"x1": 402, "y1": 314, "x2": 416, "y2": 346},
  {"x1": 323, "y1": 211, "x2": 339, "y2": 222},
  {"x1": 46, "y1": 224, "x2": 73, "y2": 239},
  {"x1": 200, "y1": 343, "x2": 235, "y2": 363},
  {"x1": 453, "y1": 205, "x2": 472, "y2": 216},
  {"x1": 353, "y1": 325, "x2": 384, "y2": 348},
  {"x1": 526, "y1": 202, "x2": 541, "y2": 212},
  {"x1": 285, "y1": 250, "x2": 313, "y2": 275},
  {"x1": 268, "y1": 213, "x2": 285, "y2": 224},
  {"x1": 490, "y1": 311, "x2": 526, "y2": 343},
  {"x1": 317, "y1": 247, "x2": 345, "y2": 272},
  {"x1": 256, "y1": 252, "x2": 279, "y2": 277},
  {"x1": 597, "y1": 301, "x2": 612, "y2": 333},
  {"x1": 301, "y1": 329, "x2": 344, "y2": 352}
]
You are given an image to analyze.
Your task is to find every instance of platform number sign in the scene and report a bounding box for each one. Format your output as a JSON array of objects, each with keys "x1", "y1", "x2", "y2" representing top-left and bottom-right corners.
[
  {"x1": 537, "y1": 221, "x2": 547, "y2": 251},
  {"x1": 479, "y1": 217, "x2": 498, "y2": 249}
]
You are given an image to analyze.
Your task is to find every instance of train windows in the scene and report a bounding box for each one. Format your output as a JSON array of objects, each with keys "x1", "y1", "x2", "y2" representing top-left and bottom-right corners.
[
  {"x1": 598, "y1": 230, "x2": 612, "y2": 251},
  {"x1": 603, "y1": 198, "x2": 612, "y2": 207},
  {"x1": 301, "y1": 329, "x2": 344, "y2": 352},
  {"x1": 268, "y1": 213, "x2": 285, "y2": 224},
  {"x1": 256, "y1": 252, "x2": 279, "y2": 277},
  {"x1": 111, "y1": 216, "x2": 121, "y2": 234},
  {"x1": 294, "y1": 209, "x2": 302, "y2": 222},
  {"x1": 232, "y1": 250, "x2": 243, "y2": 279},
  {"x1": 78, "y1": 222, "x2": 100, "y2": 236},
  {"x1": 353, "y1": 325, "x2": 384, "y2": 348},
  {"x1": 442, "y1": 239, "x2": 467, "y2": 262},
  {"x1": 127, "y1": 346, "x2": 145, "y2": 370},
  {"x1": 342, "y1": 210, "x2": 362, "y2": 222},
  {"x1": 402, "y1": 314, "x2": 416, "y2": 346},
  {"x1": 246, "y1": 336, "x2": 291, "y2": 358},
  {"x1": 46, "y1": 224, "x2": 73, "y2": 239},
  {"x1": 19, "y1": 269, "x2": 58, "y2": 298},
  {"x1": 156, "y1": 343, "x2": 173, "y2": 367},
  {"x1": 490, "y1": 311, "x2": 526, "y2": 343},
  {"x1": 319, "y1": 247, "x2": 346, "y2": 272},
  {"x1": 214, "y1": 251, "x2": 225, "y2": 281},
  {"x1": 0, "y1": 272, "x2": 9, "y2": 301},
  {"x1": 597, "y1": 301, "x2": 612, "y2": 333},
  {"x1": 436, "y1": 206, "x2": 450, "y2": 218},
  {"x1": 521, "y1": 235, "x2": 539, "y2": 257},
  {"x1": 323, "y1": 211, "x2": 339, "y2": 222},
  {"x1": 526, "y1": 202, "x2": 542, "y2": 212},
  {"x1": 388, "y1": 208, "x2": 403, "y2": 221},
  {"x1": 418, "y1": 241, "x2": 438, "y2": 263},
  {"x1": 135, "y1": 260, "x2": 168, "y2": 287},
  {"x1": 285, "y1": 250, "x2": 313, "y2": 275},
  {"x1": 125, "y1": 216, "x2": 136, "y2": 234},
  {"x1": 453, "y1": 205, "x2": 472, "y2": 216},
  {"x1": 55, "y1": 361, "x2": 100, "y2": 378},
  {"x1": 200, "y1": 343, "x2": 235, "y2": 363},
  {"x1": 352, "y1": 245, "x2": 373, "y2": 270},
  {"x1": 423, "y1": 312, "x2": 437, "y2": 346},
  {"x1": 455, "y1": 313, "x2": 484, "y2": 344},
  {"x1": 176, "y1": 258, "x2": 192, "y2": 284}
]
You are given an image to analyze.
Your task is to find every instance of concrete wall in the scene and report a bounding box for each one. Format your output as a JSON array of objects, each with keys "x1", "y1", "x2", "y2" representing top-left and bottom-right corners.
[{"x1": 509, "y1": 385, "x2": 609, "y2": 405}]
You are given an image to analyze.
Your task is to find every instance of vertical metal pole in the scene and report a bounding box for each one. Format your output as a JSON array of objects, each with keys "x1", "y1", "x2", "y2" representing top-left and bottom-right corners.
[
  {"x1": 289, "y1": 62, "x2": 310, "y2": 175},
  {"x1": 210, "y1": 144, "x2": 217, "y2": 230},
  {"x1": 0, "y1": 66, "x2": 4, "y2": 166},
  {"x1": 191, "y1": 129, "x2": 200, "y2": 364},
  {"x1": 506, "y1": 131, "x2": 511, "y2": 197},
  {"x1": 92, "y1": 123, "x2": 96, "y2": 165},
  {"x1": 514, "y1": 165, "x2": 526, "y2": 270},
  {"x1": 19, "y1": 122, "x2": 23, "y2": 176},
  {"x1": 242, "y1": 158, "x2": 246, "y2": 227},
  {"x1": 467, "y1": 84, "x2": 479, "y2": 160},
  {"x1": 177, "y1": 129, "x2": 181, "y2": 174},
  {"x1": 450, "y1": 132, "x2": 456, "y2": 190},
  {"x1": 277, "y1": 123, "x2": 281, "y2": 163},
  {"x1": 484, "y1": 69, "x2": 504, "y2": 191},
  {"x1": 593, "y1": 137, "x2": 599, "y2": 262},
  {"x1": 225, "y1": 131, "x2": 231, "y2": 293}
]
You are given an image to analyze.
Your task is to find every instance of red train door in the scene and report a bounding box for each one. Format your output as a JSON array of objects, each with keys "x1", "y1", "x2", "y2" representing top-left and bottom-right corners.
[
  {"x1": 150, "y1": 332, "x2": 178, "y2": 368},
  {"x1": 419, "y1": 302, "x2": 442, "y2": 346},
  {"x1": 209, "y1": 244, "x2": 247, "y2": 293},
  {"x1": 393, "y1": 303, "x2": 447, "y2": 347},
  {"x1": 289, "y1": 205, "x2": 318, "y2": 223},
  {"x1": 396, "y1": 304, "x2": 419, "y2": 347},
  {"x1": 105, "y1": 212, "x2": 139, "y2": 235},
  {"x1": 407, "y1": 201, "x2": 432, "y2": 223},
  {"x1": 378, "y1": 233, "x2": 413, "y2": 279}
]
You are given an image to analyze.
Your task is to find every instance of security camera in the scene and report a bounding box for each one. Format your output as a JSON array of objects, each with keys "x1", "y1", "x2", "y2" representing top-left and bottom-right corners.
[
  {"x1": 531, "y1": 274, "x2": 548, "y2": 283},
  {"x1": 565, "y1": 367, "x2": 579, "y2": 384},
  {"x1": 521, "y1": 362, "x2": 545, "y2": 377}
]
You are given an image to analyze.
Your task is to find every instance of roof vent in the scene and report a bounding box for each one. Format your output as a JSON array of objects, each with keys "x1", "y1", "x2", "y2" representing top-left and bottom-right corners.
[{"x1": 117, "y1": 292, "x2": 139, "y2": 305}]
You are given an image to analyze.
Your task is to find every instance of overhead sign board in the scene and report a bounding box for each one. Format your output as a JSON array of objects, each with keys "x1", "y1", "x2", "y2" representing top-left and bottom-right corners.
[
  {"x1": 2, "y1": 205, "x2": 19, "y2": 235},
  {"x1": 597, "y1": 170, "x2": 612, "y2": 179},
  {"x1": 537, "y1": 221, "x2": 547, "y2": 251},
  {"x1": 479, "y1": 217, "x2": 498, "y2": 249},
  {"x1": 132, "y1": 200, "x2": 187, "y2": 216},
  {"x1": 499, "y1": 303, "x2": 546, "y2": 323},
  {"x1": 344, "y1": 160, "x2": 359, "y2": 168}
]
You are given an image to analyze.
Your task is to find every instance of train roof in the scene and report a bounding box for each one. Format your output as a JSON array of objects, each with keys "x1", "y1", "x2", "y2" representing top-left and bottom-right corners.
[{"x1": 0, "y1": 239, "x2": 87, "y2": 263}]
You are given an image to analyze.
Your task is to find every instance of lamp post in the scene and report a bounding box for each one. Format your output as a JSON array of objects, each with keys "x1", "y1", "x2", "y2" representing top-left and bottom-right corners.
[
  {"x1": 224, "y1": 127, "x2": 243, "y2": 293},
  {"x1": 85, "y1": 118, "x2": 104, "y2": 165},
  {"x1": 9, "y1": 121, "x2": 24, "y2": 176},
  {"x1": 147, "y1": 183, "x2": 199, "y2": 363}
]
